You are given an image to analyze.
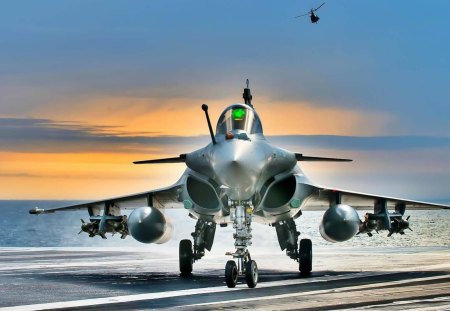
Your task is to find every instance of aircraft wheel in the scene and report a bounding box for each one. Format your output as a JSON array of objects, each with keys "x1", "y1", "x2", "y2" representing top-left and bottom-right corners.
[
  {"x1": 225, "y1": 260, "x2": 238, "y2": 288},
  {"x1": 299, "y1": 238, "x2": 312, "y2": 276},
  {"x1": 245, "y1": 260, "x2": 258, "y2": 288},
  {"x1": 179, "y1": 239, "x2": 193, "y2": 276}
]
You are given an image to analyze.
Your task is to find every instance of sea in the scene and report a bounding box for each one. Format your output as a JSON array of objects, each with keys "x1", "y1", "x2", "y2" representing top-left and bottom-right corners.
[{"x1": 1, "y1": 200, "x2": 449, "y2": 254}]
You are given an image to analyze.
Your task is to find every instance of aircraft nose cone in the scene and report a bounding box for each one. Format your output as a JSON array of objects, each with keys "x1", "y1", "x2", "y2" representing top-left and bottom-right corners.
[{"x1": 212, "y1": 140, "x2": 266, "y2": 200}]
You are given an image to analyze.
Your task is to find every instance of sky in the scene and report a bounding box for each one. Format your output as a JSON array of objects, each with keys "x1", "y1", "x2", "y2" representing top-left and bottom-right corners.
[{"x1": 0, "y1": 0, "x2": 449, "y2": 201}]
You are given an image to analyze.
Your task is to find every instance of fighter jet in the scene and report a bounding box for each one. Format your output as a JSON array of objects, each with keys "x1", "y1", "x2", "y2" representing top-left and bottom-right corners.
[{"x1": 30, "y1": 80, "x2": 449, "y2": 288}]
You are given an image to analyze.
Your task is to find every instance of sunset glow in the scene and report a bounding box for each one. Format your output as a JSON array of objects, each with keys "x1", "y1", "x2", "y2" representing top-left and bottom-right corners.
[{"x1": 0, "y1": 1, "x2": 449, "y2": 200}]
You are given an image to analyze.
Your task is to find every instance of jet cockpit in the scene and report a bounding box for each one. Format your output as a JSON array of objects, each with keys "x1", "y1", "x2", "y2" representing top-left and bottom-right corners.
[{"x1": 215, "y1": 104, "x2": 263, "y2": 140}]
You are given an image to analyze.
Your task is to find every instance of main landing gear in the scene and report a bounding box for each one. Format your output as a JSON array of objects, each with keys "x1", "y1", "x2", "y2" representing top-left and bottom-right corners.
[
  {"x1": 179, "y1": 211, "x2": 311, "y2": 288},
  {"x1": 299, "y1": 238, "x2": 312, "y2": 276},
  {"x1": 179, "y1": 219, "x2": 216, "y2": 276},
  {"x1": 179, "y1": 239, "x2": 193, "y2": 275},
  {"x1": 224, "y1": 204, "x2": 258, "y2": 288},
  {"x1": 275, "y1": 218, "x2": 312, "y2": 276}
]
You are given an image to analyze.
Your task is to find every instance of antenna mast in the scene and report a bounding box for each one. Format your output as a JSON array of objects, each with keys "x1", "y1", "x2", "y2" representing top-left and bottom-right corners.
[{"x1": 201, "y1": 104, "x2": 217, "y2": 145}]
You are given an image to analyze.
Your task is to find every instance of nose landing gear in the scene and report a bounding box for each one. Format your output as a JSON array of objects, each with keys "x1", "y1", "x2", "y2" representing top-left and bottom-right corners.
[
  {"x1": 225, "y1": 203, "x2": 258, "y2": 288},
  {"x1": 225, "y1": 250, "x2": 258, "y2": 288}
]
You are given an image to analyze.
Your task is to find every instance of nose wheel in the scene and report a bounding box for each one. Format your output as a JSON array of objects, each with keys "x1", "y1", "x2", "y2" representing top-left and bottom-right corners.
[
  {"x1": 224, "y1": 258, "x2": 259, "y2": 288},
  {"x1": 245, "y1": 260, "x2": 258, "y2": 288},
  {"x1": 225, "y1": 260, "x2": 238, "y2": 288}
]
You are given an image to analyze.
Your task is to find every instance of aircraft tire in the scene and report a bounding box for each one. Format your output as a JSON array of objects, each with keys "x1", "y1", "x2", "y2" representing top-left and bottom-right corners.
[
  {"x1": 245, "y1": 260, "x2": 258, "y2": 288},
  {"x1": 179, "y1": 239, "x2": 193, "y2": 276},
  {"x1": 225, "y1": 260, "x2": 238, "y2": 288},
  {"x1": 299, "y1": 238, "x2": 312, "y2": 276}
]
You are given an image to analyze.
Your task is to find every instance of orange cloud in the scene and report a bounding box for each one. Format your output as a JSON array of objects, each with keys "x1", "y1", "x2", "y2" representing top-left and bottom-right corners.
[
  {"x1": 31, "y1": 95, "x2": 393, "y2": 137},
  {"x1": 1, "y1": 94, "x2": 397, "y2": 199},
  {"x1": 0, "y1": 152, "x2": 185, "y2": 199},
  {"x1": 257, "y1": 100, "x2": 392, "y2": 136}
]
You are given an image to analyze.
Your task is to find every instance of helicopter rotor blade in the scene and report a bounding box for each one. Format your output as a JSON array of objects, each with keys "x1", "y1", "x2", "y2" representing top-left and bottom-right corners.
[
  {"x1": 295, "y1": 13, "x2": 309, "y2": 18},
  {"x1": 313, "y1": 2, "x2": 325, "y2": 12}
]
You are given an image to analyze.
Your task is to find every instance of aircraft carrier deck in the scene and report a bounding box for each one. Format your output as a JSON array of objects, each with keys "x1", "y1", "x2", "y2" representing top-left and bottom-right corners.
[{"x1": 1, "y1": 246, "x2": 450, "y2": 310}]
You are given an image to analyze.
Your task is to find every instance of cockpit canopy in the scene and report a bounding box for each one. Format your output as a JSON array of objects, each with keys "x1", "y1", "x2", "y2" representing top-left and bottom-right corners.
[{"x1": 216, "y1": 104, "x2": 263, "y2": 135}]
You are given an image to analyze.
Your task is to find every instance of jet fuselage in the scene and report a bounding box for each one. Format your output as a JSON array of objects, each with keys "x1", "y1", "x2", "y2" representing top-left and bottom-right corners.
[{"x1": 181, "y1": 103, "x2": 314, "y2": 224}]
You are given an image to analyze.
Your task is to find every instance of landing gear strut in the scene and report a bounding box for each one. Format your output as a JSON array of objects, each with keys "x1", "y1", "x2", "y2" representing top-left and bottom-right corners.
[
  {"x1": 225, "y1": 203, "x2": 258, "y2": 288},
  {"x1": 179, "y1": 219, "x2": 216, "y2": 276},
  {"x1": 275, "y1": 218, "x2": 312, "y2": 276}
]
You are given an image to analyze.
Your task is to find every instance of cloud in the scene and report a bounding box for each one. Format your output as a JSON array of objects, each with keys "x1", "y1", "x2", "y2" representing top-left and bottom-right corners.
[
  {"x1": 0, "y1": 117, "x2": 208, "y2": 153},
  {"x1": 270, "y1": 135, "x2": 450, "y2": 151},
  {"x1": 1, "y1": 1, "x2": 449, "y2": 137},
  {"x1": 0, "y1": 173, "x2": 38, "y2": 178},
  {"x1": 0, "y1": 171, "x2": 158, "y2": 180},
  {"x1": 1, "y1": 117, "x2": 450, "y2": 154},
  {"x1": 10, "y1": 94, "x2": 394, "y2": 138},
  {"x1": 1, "y1": 117, "x2": 449, "y2": 200}
]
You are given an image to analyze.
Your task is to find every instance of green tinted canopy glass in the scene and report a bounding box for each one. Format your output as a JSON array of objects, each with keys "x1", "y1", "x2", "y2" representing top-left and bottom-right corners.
[
  {"x1": 232, "y1": 108, "x2": 246, "y2": 120},
  {"x1": 216, "y1": 105, "x2": 263, "y2": 134}
]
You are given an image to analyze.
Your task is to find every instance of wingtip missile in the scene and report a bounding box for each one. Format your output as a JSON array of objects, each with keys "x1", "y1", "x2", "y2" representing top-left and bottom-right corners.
[{"x1": 29, "y1": 207, "x2": 53, "y2": 215}]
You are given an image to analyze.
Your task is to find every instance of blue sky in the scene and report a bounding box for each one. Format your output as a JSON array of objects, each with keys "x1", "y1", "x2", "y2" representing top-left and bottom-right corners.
[
  {"x1": 1, "y1": 0, "x2": 449, "y2": 133},
  {"x1": 0, "y1": 1, "x2": 449, "y2": 199}
]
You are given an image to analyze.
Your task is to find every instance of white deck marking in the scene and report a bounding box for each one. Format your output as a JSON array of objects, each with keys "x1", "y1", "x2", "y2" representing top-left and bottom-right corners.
[
  {"x1": 181, "y1": 274, "x2": 450, "y2": 309},
  {"x1": 1, "y1": 272, "x2": 449, "y2": 311},
  {"x1": 343, "y1": 296, "x2": 450, "y2": 311},
  {"x1": 0, "y1": 272, "x2": 381, "y2": 310},
  {"x1": 0, "y1": 258, "x2": 171, "y2": 272}
]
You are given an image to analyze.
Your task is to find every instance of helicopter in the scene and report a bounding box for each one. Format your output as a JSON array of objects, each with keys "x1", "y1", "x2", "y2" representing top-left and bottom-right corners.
[{"x1": 295, "y1": 2, "x2": 325, "y2": 24}]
